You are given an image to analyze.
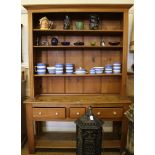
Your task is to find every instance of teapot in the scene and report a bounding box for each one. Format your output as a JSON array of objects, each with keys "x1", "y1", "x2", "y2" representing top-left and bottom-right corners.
[{"x1": 51, "y1": 37, "x2": 58, "y2": 46}]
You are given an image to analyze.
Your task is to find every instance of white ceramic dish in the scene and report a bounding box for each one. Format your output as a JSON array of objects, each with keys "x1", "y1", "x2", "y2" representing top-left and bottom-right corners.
[
  {"x1": 75, "y1": 71, "x2": 86, "y2": 74},
  {"x1": 113, "y1": 66, "x2": 121, "y2": 69},
  {"x1": 66, "y1": 66, "x2": 73, "y2": 70},
  {"x1": 105, "y1": 71, "x2": 113, "y2": 74},
  {"x1": 47, "y1": 66, "x2": 55, "y2": 69},
  {"x1": 95, "y1": 70, "x2": 103, "y2": 74},
  {"x1": 93, "y1": 67, "x2": 104, "y2": 69}
]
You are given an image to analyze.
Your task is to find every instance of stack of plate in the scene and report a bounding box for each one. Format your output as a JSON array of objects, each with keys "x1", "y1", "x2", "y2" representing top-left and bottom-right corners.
[
  {"x1": 55, "y1": 64, "x2": 64, "y2": 74},
  {"x1": 105, "y1": 65, "x2": 113, "y2": 74},
  {"x1": 75, "y1": 67, "x2": 86, "y2": 74},
  {"x1": 89, "y1": 68, "x2": 96, "y2": 74},
  {"x1": 35, "y1": 63, "x2": 46, "y2": 74},
  {"x1": 47, "y1": 66, "x2": 55, "y2": 74},
  {"x1": 93, "y1": 67, "x2": 104, "y2": 74},
  {"x1": 113, "y1": 63, "x2": 121, "y2": 74},
  {"x1": 65, "y1": 64, "x2": 74, "y2": 74}
]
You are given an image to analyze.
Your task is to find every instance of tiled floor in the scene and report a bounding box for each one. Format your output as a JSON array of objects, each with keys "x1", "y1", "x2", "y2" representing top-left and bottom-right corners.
[{"x1": 22, "y1": 142, "x2": 121, "y2": 155}]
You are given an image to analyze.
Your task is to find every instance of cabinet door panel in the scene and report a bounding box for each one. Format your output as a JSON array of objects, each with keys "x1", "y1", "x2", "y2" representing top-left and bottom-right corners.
[
  {"x1": 66, "y1": 77, "x2": 83, "y2": 93},
  {"x1": 47, "y1": 50, "x2": 65, "y2": 65},
  {"x1": 84, "y1": 77, "x2": 101, "y2": 93},
  {"x1": 83, "y1": 50, "x2": 101, "y2": 70},
  {"x1": 65, "y1": 50, "x2": 83, "y2": 69},
  {"x1": 101, "y1": 77, "x2": 121, "y2": 93},
  {"x1": 101, "y1": 50, "x2": 122, "y2": 66},
  {"x1": 41, "y1": 77, "x2": 65, "y2": 94}
]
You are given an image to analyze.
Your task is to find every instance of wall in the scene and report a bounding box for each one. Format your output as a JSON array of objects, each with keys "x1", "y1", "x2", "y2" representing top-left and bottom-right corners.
[{"x1": 21, "y1": 0, "x2": 134, "y2": 132}]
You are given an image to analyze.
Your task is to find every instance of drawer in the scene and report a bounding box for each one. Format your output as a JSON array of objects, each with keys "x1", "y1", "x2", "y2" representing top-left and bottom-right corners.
[
  {"x1": 93, "y1": 108, "x2": 123, "y2": 118},
  {"x1": 69, "y1": 108, "x2": 86, "y2": 119},
  {"x1": 33, "y1": 108, "x2": 66, "y2": 119}
]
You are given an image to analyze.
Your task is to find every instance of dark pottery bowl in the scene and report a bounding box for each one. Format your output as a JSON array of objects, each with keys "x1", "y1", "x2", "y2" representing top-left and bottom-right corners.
[
  {"x1": 108, "y1": 41, "x2": 120, "y2": 46},
  {"x1": 61, "y1": 42, "x2": 70, "y2": 46},
  {"x1": 74, "y1": 41, "x2": 84, "y2": 46}
]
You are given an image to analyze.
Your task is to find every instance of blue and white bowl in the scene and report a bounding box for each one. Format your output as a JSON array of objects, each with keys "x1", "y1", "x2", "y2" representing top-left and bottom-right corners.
[
  {"x1": 105, "y1": 70, "x2": 113, "y2": 74},
  {"x1": 75, "y1": 67, "x2": 86, "y2": 74},
  {"x1": 36, "y1": 63, "x2": 46, "y2": 68},
  {"x1": 113, "y1": 70, "x2": 121, "y2": 74},
  {"x1": 66, "y1": 66, "x2": 73, "y2": 70},
  {"x1": 36, "y1": 69, "x2": 46, "y2": 74},
  {"x1": 66, "y1": 63, "x2": 73, "y2": 67},
  {"x1": 47, "y1": 66, "x2": 55, "y2": 74},
  {"x1": 55, "y1": 64, "x2": 64, "y2": 74},
  {"x1": 113, "y1": 63, "x2": 121, "y2": 73},
  {"x1": 113, "y1": 62, "x2": 121, "y2": 66},
  {"x1": 66, "y1": 70, "x2": 74, "y2": 74},
  {"x1": 35, "y1": 63, "x2": 46, "y2": 74},
  {"x1": 55, "y1": 64, "x2": 64, "y2": 67},
  {"x1": 95, "y1": 70, "x2": 103, "y2": 74},
  {"x1": 105, "y1": 68, "x2": 112, "y2": 71},
  {"x1": 93, "y1": 67, "x2": 104, "y2": 74},
  {"x1": 105, "y1": 64, "x2": 113, "y2": 68},
  {"x1": 90, "y1": 68, "x2": 96, "y2": 74},
  {"x1": 65, "y1": 64, "x2": 74, "y2": 74},
  {"x1": 113, "y1": 66, "x2": 121, "y2": 70},
  {"x1": 55, "y1": 67, "x2": 63, "y2": 71},
  {"x1": 55, "y1": 70, "x2": 64, "y2": 74}
]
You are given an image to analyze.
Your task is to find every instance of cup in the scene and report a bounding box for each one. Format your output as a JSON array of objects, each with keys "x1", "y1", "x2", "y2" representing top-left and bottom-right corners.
[{"x1": 75, "y1": 21, "x2": 84, "y2": 30}]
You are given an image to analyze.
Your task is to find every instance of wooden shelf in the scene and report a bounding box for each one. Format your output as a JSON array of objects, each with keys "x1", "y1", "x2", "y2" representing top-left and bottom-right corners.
[
  {"x1": 33, "y1": 29, "x2": 123, "y2": 35},
  {"x1": 36, "y1": 132, "x2": 121, "y2": 149},
  {"x1": 33, "y1": 45, "x2": 123, "y2": 49},
  {"x1": 24, "y1": 94, "x2": 132, "y2": 105},
  {"x1": 34, "y1": 73, "x2": 122, "y2": 77}
]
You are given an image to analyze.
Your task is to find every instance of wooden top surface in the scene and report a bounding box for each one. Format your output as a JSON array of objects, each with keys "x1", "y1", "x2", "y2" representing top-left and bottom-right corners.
[
  {"x1": 23, "y1": 4, "x2": 133, "y2": 11},
  {"x1": 24, "y1": 94, "x2": 131, "y2": 104}
]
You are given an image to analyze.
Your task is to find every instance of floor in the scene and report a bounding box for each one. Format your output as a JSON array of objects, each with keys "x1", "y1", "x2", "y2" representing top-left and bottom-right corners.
[{"x1": 22, "y1": 142, "x2": 121, "y2": 155}]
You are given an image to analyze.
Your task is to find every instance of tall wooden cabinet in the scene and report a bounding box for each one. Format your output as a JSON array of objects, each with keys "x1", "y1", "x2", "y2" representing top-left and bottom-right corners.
[{"x1": 23, "y1": 4, "x2": 132, "y2": 154}]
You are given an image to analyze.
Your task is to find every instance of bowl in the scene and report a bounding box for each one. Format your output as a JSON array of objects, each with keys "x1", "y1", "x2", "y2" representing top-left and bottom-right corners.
[
  {"x1": 93, "y1": 67, "x2": 104, "y2": 70},
  {"x1": 36, "y1": 69, "x2": 46, "y2": 74},
  {"x1": 90, "y1": 41, "x2": 96, "y2": 46},
  {"x1": 109, "y1": 41, "x2": 120, "y2": 46},
  {"x1": 47, "y1": 67, "x2": 56, "y2": 74},
  {"x1": 61, "y1": 42, "x2": 70, "y2": 46},
  {"x1": 74, "y1": 41, "x2": 84, "y2": 46}
]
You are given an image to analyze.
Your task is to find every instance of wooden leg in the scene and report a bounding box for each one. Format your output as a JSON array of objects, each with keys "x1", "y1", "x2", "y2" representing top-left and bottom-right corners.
[
  {"x1": 26, "y1": 103, "x2": 35, "y2": 154},
  {"x1": 35, "y1": 121, "x2": 42, "y2": 135},
  {"x1": 120, "y1": 105, "x2": 129, "y2": 153},
  {"x1": 113, "y1": 121, "x2": 121, "y2": 136}
]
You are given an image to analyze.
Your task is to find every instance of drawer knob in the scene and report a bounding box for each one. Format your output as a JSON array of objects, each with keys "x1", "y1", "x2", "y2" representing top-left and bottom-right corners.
[
  {"x1": 76, "y1": 112, "x2": 80, "y2": 115},
  {"x1": 55, "y1": 112, "x2": 59, "y2": 116},
  {"x1": 38, "y1": 112, "x2": 42, "y2": 115},
  {"x1": 113, "y1": 111, "x2": 117, "y2": 115},
  {"x1": 97, "y1": 112, "x2": 101, "y2": 115}
]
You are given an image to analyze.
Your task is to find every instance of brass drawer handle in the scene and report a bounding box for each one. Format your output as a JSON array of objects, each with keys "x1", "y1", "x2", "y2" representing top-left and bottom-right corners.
[
  {"x1": 97, "y1": 112, "x2": 101, "y2": 115},
  {"x1": 55, "y1": 112, "x2": 59, "y2": 116},
  {"x1": 76, "y1": 112, "x2": 80, "y2": 115},
  {"x1": 113, "y1": 111, "x2": 117, "y2": 115},
  {"x1": 38, "y1": 112, "x2": 42, "y2": 115}
]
